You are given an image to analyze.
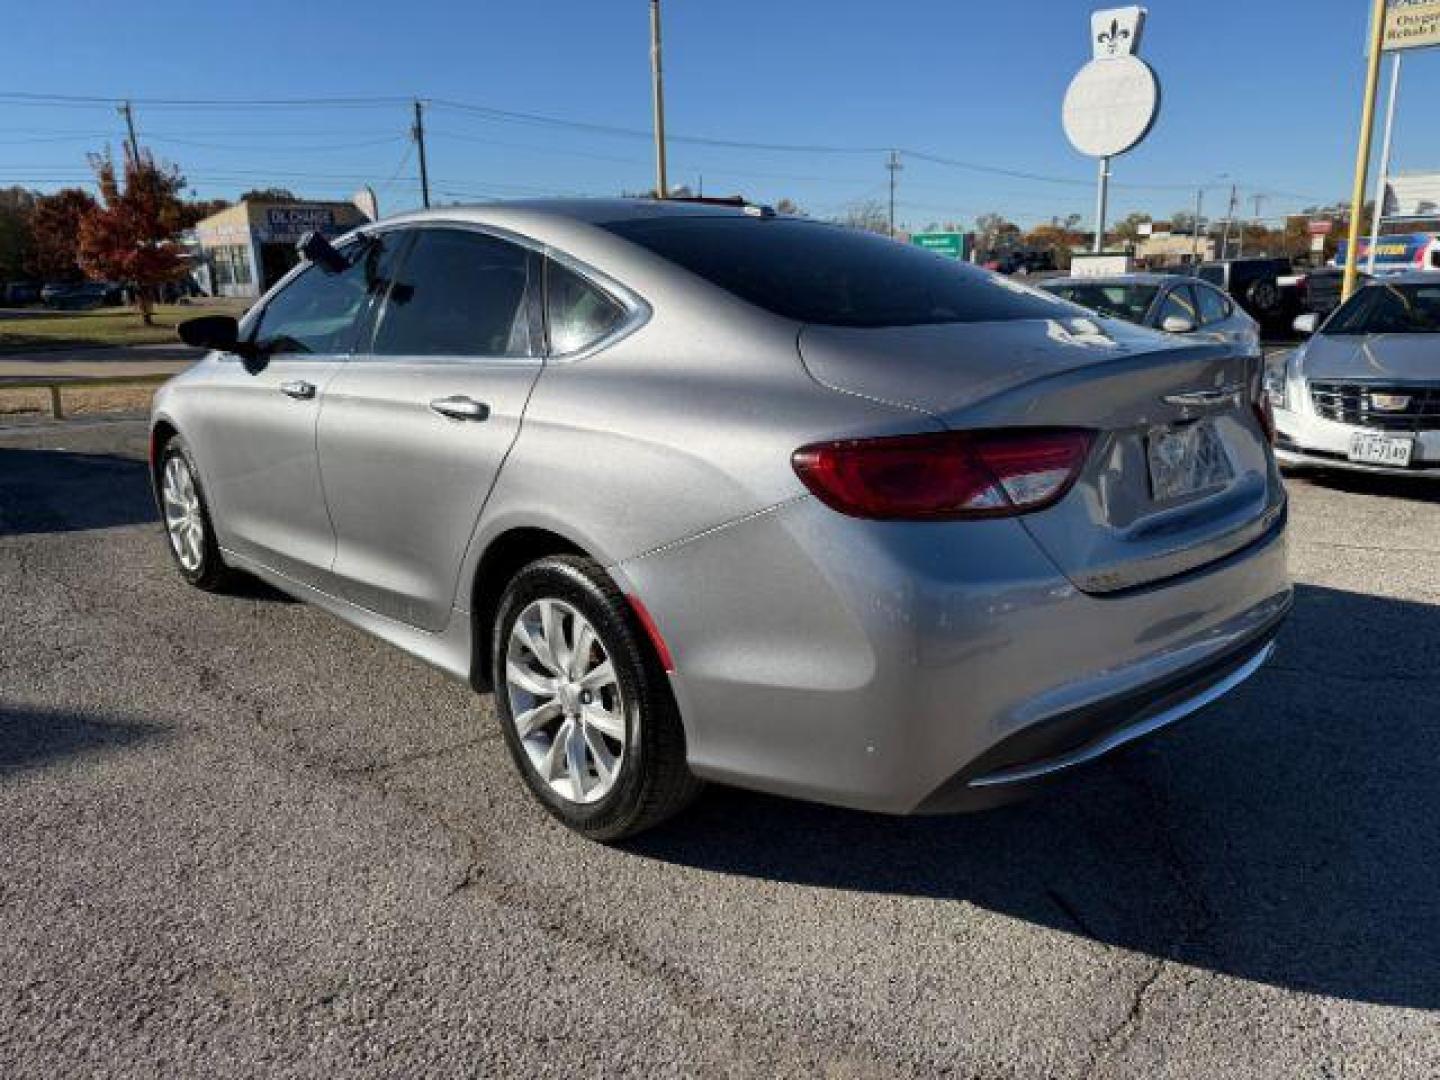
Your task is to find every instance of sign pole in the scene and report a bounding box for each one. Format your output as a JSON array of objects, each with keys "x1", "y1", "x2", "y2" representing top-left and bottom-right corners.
[
  {"x1": 649, "y1": 0, "x2": 669, "y2": 199},
  {"x1": 1342, "y1": 0, "x2": 1389, "y2": 302},
  {"x1": 1093, "y1": 156, "x2": 1111, "y2": 253},
  {"x1": 1366, "y1": 51, "x2": 1402, "y2": 275}
]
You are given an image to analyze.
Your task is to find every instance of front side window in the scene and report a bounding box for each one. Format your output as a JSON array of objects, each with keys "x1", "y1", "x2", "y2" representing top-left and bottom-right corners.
[
  {"x1": 602, "y1": 216, "x2": 1071, "y2": 328},
  {"x1": 1044, "y1": 283, "x2": 1157, "y2": 324},
  {"x1": 251, "y1": 240, "x2": 377, "y2": 356},
  {"x1": 370, "y1": 228, "x2": 535, "y2": 357},
  {"x1": 546, "y1": 260, "x2": 625, "y2": 354}
]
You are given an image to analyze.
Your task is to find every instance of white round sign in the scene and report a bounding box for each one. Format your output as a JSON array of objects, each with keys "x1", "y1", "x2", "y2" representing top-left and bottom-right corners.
[{"x1": 1061, "y1": 55, "x2": 1160, "y2": 159}]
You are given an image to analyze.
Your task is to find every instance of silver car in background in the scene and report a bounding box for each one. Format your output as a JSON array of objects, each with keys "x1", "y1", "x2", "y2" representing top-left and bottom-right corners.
[
  {"x1": 1272, "y1": 273, "x2": 1440, "y2": 475},
  {"x1": 1041, "y1": 273, "x2": 1261, "y2": 356},
  {"x1": 154, "y1": 199, "x2": 1289, "y2": 840}
]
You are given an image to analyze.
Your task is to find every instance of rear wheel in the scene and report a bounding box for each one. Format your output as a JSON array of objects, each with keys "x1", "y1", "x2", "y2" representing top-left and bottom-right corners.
[
  {"x1": 157, "y1": 436, "x2": 232, "y2": 591},
  {"x1": 492, "y1": 555, "x2": 702, "y2": 841}
]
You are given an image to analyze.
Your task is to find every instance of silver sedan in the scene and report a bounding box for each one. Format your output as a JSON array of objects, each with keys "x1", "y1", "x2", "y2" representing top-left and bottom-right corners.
[
  {"x1": 155, "y1": 200, "x2": 1289, "y2": 840},
  {"x1": 1272, "y1": 272, "x2": 1440, "y2": 476},
  {"x1": 1041, "y1": 273, "x2": 1261, "y2": 356}
]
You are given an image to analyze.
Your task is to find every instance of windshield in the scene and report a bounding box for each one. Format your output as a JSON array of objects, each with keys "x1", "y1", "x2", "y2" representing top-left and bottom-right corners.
[
  {"x1": 1323, "y1": 281, "x2": 1440, "y2": 335},
  {"x1": 1042, "y1": 283, "x2": 1158, "y2": 324},
  {"x1": 601, "y1": 216, "x2": 1072, "y2": 328}
]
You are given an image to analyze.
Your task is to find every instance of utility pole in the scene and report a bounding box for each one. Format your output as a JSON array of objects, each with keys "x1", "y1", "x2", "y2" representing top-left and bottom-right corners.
[
  {"x1": 118, "y1": 100, "x2": 140, "y2": 166},
  {"x1": 412, "y1": 99, "x2": 431, "y2": 209},
  {"x1": 1219, "y1": 183, "x2": 1238, "y2": 261},
  {"x1": 649, "y1": 0, "x2": 669, "y2": 198},
  {"x1": 1191, "y1": 187, "x2": 1204, "y2": 263},
  {"x1": 886, "y1": 150, "x2": 902, "y2": 238},
  {"x1": 1250, "y1": 193, "x2": 1265, "y2": 254}
]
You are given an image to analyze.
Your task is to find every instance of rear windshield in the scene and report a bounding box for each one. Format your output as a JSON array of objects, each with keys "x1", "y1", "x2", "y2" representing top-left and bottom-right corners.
[
  {"x1": 601, "y1": 216, "x2": 1072, "y2": 328},
  {"x1": 1043, "y1": 283, "x2": 1158, "y2": 324}
]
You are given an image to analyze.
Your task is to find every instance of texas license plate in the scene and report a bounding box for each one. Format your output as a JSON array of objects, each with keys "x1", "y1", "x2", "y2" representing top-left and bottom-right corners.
[
  {"x1": 1147, "y1": 419, "x2": 1235, "y2": 501},
  {"x1": 1348, "y1": 431, "x2": 1413, "y2": 467}
]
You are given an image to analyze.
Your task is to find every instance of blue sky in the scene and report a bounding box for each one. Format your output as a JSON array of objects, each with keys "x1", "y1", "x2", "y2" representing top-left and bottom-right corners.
[{"x1": 2, "y1": 0, "x2": 1434, "y2": 230}]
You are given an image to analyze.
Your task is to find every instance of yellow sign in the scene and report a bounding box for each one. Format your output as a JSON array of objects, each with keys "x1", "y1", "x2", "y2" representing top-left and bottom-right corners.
[{"x1": 1384, "y1": 0, "x2": 1440, "y2": 52}]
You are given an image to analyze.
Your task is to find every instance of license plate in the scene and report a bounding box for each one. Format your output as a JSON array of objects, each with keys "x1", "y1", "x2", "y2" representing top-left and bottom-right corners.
[
  {"x1": 1147, "y1": 420, "x2": 1235, "y2": 501},
  {"x1": 1348, "y1": 431, "x2": 1414, "y2": 467}
]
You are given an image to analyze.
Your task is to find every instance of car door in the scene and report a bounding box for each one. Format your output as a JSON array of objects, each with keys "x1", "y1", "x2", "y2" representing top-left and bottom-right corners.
[
  {"x1": 188, "y1": 243, "x2": 379, "y2": 585},
  {"x1": 315, "y1": 224, "x2": 546, "y2": 631}
]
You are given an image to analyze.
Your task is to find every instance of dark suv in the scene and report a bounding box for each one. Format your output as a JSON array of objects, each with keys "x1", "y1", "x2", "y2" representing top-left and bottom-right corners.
[{"x1": 1193, "y1": 258, "x2": 1294, "y2": 330}]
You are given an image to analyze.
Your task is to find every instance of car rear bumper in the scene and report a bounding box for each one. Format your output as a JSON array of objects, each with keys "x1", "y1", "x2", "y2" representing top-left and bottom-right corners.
[
  {"x1": 619, "y1": 493, "x2": 1291, "y2": 815},
  {"x1": 914, "y1": 622, "x2": 1282, "y2": 812}
]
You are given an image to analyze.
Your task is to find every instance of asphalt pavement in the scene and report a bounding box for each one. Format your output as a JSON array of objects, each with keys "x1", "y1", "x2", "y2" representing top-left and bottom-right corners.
[{"x1": 1, "y1": 419, "x2": 1437, "y2": 1078}]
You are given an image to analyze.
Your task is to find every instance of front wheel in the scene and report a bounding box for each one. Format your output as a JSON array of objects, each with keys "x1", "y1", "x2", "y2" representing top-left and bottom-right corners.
[
  {"x1": 492, "y1": 555, "x2": 702, "y2": 841},
  {"x1": 157, "y1": 436, "x2": 232, "y2": 591}
]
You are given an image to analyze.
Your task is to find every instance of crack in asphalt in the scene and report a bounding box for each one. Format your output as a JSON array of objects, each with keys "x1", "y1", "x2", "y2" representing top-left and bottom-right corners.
[{"x1": 7, "y1": 534, "x2": 900, "y2": 1077}]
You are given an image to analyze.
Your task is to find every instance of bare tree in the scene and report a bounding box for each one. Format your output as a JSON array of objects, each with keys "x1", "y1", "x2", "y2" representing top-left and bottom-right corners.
[{"x1": 835, "y1": 199, "x2": 890, "y2": 236}]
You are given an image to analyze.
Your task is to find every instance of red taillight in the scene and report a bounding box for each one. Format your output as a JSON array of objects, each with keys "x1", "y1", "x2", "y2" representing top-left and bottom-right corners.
[{"x1": 791, "y1": 428, "x2": 1094, "y2": 521}]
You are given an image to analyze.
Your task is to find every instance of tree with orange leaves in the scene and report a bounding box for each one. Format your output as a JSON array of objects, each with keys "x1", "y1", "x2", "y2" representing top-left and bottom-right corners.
[{"x1": 77, "y1": 149, "x2": 189, "y2": 325}]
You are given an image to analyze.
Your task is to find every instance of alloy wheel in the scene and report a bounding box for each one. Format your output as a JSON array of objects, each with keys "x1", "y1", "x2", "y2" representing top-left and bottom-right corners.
[
  {"x1": 504, "y1": 598, "x2": 628, "y2": 804},
  {"x1": 161, "y1": 455, "x2": 205, "y2": 572}
]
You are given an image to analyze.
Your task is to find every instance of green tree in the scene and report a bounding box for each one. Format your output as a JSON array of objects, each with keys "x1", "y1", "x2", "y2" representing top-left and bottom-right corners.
[
  {"x1": 1112, "y1": 211, "x2": 1153, "y2": 246},
  {"x1": 238, "y1": 187, "x2": 298, "y2": 202},
  {"x1": 0, "y1": 186, "x2": 37, "y2": 281}
]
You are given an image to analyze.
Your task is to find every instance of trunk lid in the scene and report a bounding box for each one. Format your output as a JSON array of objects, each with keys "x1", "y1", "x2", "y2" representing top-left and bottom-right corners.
[{"x1": 799, "y1": 317, "x2": 1283, "y2": 593}]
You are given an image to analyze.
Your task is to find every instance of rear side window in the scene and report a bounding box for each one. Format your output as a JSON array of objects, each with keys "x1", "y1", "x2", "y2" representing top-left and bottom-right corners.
[
  {"x1": 546, "y1": 260, "x2": 625, "y2": 354},
  {"x1": 370, "y1": 228, "x2": 535, "y2": 358},
  {"x1": 1197, "y1": 285, "x2": 1230, "y2": 324},
  {"x1": 601, "y1": 217, "x2": 1070, "y2": 328},
  {"x1": 1157, "y1": 285, "x2": 1198, "y2": 326},
  {"x1": 1045, "y1": 283, "x2": 1157, "y2": 324}
]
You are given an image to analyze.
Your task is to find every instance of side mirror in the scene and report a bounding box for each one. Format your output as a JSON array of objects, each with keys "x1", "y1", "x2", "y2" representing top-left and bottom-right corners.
[
  {"x1": 177, "y1": 315, "x2": 262, "y2": 369},
  {"x1": 1292, "y1": 312, "x2": 1319, "y2": 335},
  {"x1": 1160, "y1": 314, "x2": 1197, "y2": 334},
  {"x1": 297, "y1": 230, "x2": 349, "y2": 274},
  {"x1": 178, "y1": 314, "x2": 241, "y2": 352}
]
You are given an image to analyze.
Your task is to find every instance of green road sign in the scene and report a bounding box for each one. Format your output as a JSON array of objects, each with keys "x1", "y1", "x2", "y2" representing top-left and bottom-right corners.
[{"x1": 911, "y1": 231, "x2": 970, "y2": 260}]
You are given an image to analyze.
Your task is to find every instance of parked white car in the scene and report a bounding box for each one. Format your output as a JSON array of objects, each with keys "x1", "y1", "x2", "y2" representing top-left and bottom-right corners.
[{"x1": 1270, "y1": 273, "x2": 1440, "y2": 476}]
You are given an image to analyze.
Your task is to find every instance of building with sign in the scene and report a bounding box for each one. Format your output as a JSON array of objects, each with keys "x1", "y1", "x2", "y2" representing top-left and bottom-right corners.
[
  {"x1": 1385, "y1": 171, "x2": 1440, "y2": 221},
  {"x1": 192, "y1": 197, "x2": 372, "y2": 298}
]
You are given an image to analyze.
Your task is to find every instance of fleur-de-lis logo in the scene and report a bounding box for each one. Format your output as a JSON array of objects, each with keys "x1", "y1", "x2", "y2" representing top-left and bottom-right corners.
[{"x1": 1097, "y1": 18, "x2": 1130, "y2": 55}]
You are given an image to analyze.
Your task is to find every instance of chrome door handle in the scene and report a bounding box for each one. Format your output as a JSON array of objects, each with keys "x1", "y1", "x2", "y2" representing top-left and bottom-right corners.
[
  {"x1": 280, "y1": 380, "x2": 316, "y2": 400},
  {"x1": 429, "y1": 395, "x2": 491, "y2": 422}
]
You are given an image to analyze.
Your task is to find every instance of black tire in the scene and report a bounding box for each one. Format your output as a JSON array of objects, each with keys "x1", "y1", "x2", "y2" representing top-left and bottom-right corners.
[
  {"x1": 1246, "y1": 278, "x2": 1281, "y2": 315},
  {"x1": 491, "y1": 555, "x2": 702, "y2": 841},
  {"x1": 156, "y1": 435, "x2": 234, "y2": 592}
]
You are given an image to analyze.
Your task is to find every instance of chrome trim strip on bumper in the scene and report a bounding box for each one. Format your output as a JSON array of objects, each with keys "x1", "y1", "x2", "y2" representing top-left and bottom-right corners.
[{"x1": 967, "y1": 641, "x2": 1276, "y2": 788}]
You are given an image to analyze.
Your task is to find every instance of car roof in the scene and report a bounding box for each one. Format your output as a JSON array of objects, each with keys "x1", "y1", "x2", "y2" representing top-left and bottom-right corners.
[
  {"x1": 1042, "y1": 273, "x2": 1194, "y2": 288},
  {"x1": 376, "y1": 197, "x2": 780, "y2": 228}
]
